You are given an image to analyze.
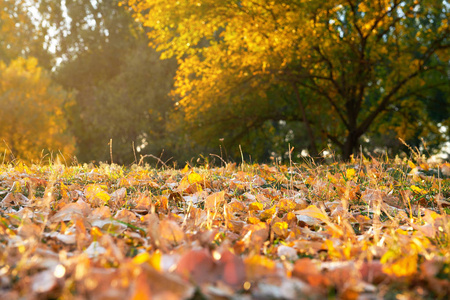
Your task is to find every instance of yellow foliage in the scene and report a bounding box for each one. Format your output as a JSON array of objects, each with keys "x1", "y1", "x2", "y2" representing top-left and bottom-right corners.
[
  {"x1": 382, "y1": 254, "x2": 418, "y2": 277},
  {"x1": 0, "y1": 57, "x2": 74, "y2": 161}
]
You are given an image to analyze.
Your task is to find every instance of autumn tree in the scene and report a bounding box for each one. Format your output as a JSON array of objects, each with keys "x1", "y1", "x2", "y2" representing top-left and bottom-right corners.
[
  {"x1": 0, "y1": 57, "x2": 74, "y2": 161},
  {"x1": 0, "y1": 0, "x2": 53, "y2": 68},
  {"x1": 128, "y1": 0, "x2": 450, "y2": 160}
]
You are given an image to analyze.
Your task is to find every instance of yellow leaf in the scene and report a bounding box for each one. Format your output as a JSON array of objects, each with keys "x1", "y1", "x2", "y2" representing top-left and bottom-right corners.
[
  {"x1": 249, "y1": 202, "x2": 264, "y2": 211},
  {"x1": 408, "y1": 161, "x2": 416, "y2": 169},
  {"x1": 178, "y1": 171, "x2": 204, "y2": 192},
  {"x1": 244, "y1": 255, "x2": 276, "y2": 280},
  {"x1": 133, "y1": 252, "x2": 151, "y2": 264},
  {"x1": 346, "y1": 168, "x2": 356, "y2": 180},
  {"x1": 90, "y1": 226, "x2": 103, "y2": 239},
  {"x1": 247, "y1": 216, "x2": 261, "y2": 224},
  {"x1": 324, "y1": 239, "x2": 340, "y2": 259},
  {"x1": 278, "y1": 198, "x2": 297, "y2": 212},
  {"x1": 181, "y1": 164, "x2": 190, "y2": 173},
  {"x1": 149, "y1": 250, "x2": 162, "y2": 271},
  {"x1": 411, "y1": 185, "x2": 426, "y2": 194},
  {"x1": 272, "y1": 222, "x2": 288, "y2": 238},
  {"x1": 186, "y1": 172, "x2": 202, "y2": 184},
  {"x1": 260, "y1": 205, "x2": 277, "y2": 221},
  {"x1": 382, "y1": 254, "x2": 418, "y2": 277},
  {"x1": 327, "y1": 172, "x2": 337, "y2": 183},
  {"x1": 85, "y1": 184, "x2": 111, "y2": 205},
  {"x1": 297, "y1": 205, "x2": 329, "y2": 222},
  {"x1": 419, "y1": 163, "x2": 429, "y2": 171},
  {"x1": 132, "y1": 251, "x2": 162, "y2": 271},
  {"x1": 395, "y1": 228, "x2": 409, "y2": 235}
]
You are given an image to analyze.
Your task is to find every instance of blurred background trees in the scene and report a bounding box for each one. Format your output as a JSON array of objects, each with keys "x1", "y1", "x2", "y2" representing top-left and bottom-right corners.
[
  {"x1": 0, "y1": 57, "x2": 74, "y2": 161},
  {"x1": 0, "y1": 0, "x2": 449, "y2": 164},
  {"x1": 35, "y1": 0, "x2": 180, "y2": 164}
]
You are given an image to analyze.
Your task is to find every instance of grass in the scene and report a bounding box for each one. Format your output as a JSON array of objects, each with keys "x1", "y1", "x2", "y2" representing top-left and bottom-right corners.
[{"x1": 0, "y1": 155, "x2": 449, "y2": 299}]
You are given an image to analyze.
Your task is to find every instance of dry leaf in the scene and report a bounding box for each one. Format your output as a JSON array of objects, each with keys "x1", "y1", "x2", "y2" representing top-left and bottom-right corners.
[{"x1": 159, "y1": 220, "x2": 184, "y2": 246}]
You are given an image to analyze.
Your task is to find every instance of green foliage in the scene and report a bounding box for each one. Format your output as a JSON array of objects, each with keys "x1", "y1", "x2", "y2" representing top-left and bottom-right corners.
[{"x1": 38, "y1": 0, "x2": 178, "y2": 164}]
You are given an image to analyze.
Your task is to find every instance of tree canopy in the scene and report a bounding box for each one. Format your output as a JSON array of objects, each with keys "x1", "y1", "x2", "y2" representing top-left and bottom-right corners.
[
  {"x1": 0, "y1": 57, "x2": 74, "y2": 161},
  {"x1": 128, "y1": 0, "x2": 450, "y2": 160},
  {"x1": 35, "y1": 0, "x2": 178, "y2": 164}
]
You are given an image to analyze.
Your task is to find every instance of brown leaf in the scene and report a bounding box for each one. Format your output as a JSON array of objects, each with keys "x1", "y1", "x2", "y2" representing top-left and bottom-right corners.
[
  {"x1": 358, "y1": 261, "x2": 386, "y2": 284},
  {"x1": 114, "y1": 209, "x2": 138, "y2": 223},
  {"x1": 242, "y1": 222, "x2": 269, "y2": 248},
  {"x1": 51, "y1": 200, "x2": 91, "y2": 222},
  {"x1": 90, "y1": 206, "x2": 112, "y2": 220},
  {"x1": 204, "y1": 191, "x2": 225, "y2": 211},
  {"x1": 227, "y1": 219, "x2": 245, "y2": 234},
  {"x1": 1, "y1": 193, "x2": 29, "y2": 207},
  {"x1": 217, "y1": 250, "x2": 246, "y2": 288},
  {"x1": 18, "y1": 223, "x2": 41, "y2": 239},
  {"x1": 175, "y1": 248, "x2": 218, "y2": 284},
  {"x1": 141, "y1": 263, "x2": 195, "y2": 299},
  {"x1": 110, "y1": 187, "x2": 127, "y2": 202},
  {"x1": 130, "y1": 272, "x2": 152, "y2": 300},
  {"x1": 159, "y1": 220, "x2": 185, "y2": 246},
  {"x1": 292, "y1": 258, "x2": 329, "y2": 288}
]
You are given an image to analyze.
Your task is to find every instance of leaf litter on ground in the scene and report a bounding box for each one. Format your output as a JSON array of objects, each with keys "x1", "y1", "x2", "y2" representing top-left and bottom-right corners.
[{"x1": 0, "y1": 159, "x2": 449, "y2": 299}]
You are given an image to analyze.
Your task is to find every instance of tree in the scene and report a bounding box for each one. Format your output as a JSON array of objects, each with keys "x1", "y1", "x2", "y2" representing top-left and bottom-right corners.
[
  {"x1": 128, "y1": 0, "x2": 450, "y2": 160},
  {"x1": 0, "y1": 0, "x2": 53, "y2": 68},
  {"x1": 0, "y1": 57, "x2": 74, "y2": 161},
  {"x1": 37, "y1": 0, "x2": 177, "y2": 164}
]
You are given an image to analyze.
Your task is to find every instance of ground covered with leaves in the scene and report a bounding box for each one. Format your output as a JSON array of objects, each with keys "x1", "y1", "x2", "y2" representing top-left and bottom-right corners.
[{"x1": 0, "y1": 158, "x2": 450, "y2": 299}]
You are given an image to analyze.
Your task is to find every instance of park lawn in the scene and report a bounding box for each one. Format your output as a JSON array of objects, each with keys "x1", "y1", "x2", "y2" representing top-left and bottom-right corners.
[{"x1": 0, "y1": 157, "x2": 449, "y2": 299}]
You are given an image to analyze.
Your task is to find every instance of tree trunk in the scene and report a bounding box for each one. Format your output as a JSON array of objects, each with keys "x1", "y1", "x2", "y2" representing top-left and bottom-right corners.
[
  {"x1": 342, "y1": 131, "x2": 360, "y2": 161},
  {"x1": 292, "y1": 83, "x2": 320, "y2": 158}
]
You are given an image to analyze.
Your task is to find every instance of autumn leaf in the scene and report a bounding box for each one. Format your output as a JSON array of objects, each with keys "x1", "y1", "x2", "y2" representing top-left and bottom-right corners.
[
  {"x1": 410, "y1": 185, "x2": 426, "y2": 194},
  {"x1": 175, "y1": 248, "x2": 218, "y2": 284},
  {"x1": 130, "y1": 272, "x2": 152, "y2": 300},
  {"x1": 272, "y1": 221, "x2": 289, "y2": 239},
  {"x1": 2, "y1": 156, "x2": 450, "y2": 299},
  {"x1": 205, "y1": 191, "x2": 225, "y2": 211},
  {"x1": 296, "y1": 205, "x2": 329, "y2": 223},
  {"x1": 244, "y1": 255, "x2": 276, "y2": 280},
  {"x1": 249, "y1": 201, "x2": 264, "y2": 211},
  {"x1": 260, "y1": 205, "x2": 277, "y2": 221},
  {"x1": 159, "y1": 220, "x2": 185, "y2": 246},
  {"x1": 382, "y1": 254, "x2": 418, "y2": 277},
  {"x1": 85, "y1": 184, "x2": 111, "y2": 206}
]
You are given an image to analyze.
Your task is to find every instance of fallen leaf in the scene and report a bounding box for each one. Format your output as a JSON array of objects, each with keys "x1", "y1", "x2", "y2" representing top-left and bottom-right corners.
[
  {"x1": 175, "y1": 248, "x2": 217, "y2": 284},
  {"x1": 159, "y1": 220, "x2": 185, "y2": 246},
  {"x1": 204, "y1": 191, "x2": 225, "y2": 211},
  {"x1": 84, "y1": 241, "x2": 107, "y2": 258}
]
